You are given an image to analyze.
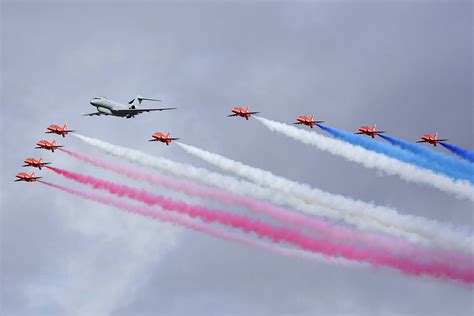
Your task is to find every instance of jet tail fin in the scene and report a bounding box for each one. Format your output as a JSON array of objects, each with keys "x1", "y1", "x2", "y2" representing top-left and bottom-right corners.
[{"x1": 129, "y1": 95, "x2": 162, "y2": 106}]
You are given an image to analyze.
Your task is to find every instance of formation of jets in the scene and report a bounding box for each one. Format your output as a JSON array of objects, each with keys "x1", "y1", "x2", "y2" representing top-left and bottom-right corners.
[{"x1": 14, "y1": 95, "x2": 457, "y2": 183}]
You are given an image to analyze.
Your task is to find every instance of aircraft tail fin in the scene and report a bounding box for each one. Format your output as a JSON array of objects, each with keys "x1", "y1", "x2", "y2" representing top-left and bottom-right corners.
[
  {"x1": 435, "y1": 132, "x2": 438, "y2": 139},
  {"x1": 128, "y1": 95, "x2": 161, "y2": 107}
]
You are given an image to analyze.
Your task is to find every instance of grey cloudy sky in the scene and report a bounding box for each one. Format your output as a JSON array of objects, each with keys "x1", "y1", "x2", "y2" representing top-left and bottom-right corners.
[{"x1": 1, "y1": 1, "x2": 473, "y2": 315}]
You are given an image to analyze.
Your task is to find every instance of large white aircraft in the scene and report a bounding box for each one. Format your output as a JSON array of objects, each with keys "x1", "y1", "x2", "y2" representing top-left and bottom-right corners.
[{"x1": 84, "y1": 95, "x2": 177, "y2": 118}]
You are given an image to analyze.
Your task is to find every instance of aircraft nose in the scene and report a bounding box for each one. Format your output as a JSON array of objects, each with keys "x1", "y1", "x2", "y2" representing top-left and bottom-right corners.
[{"x1": 90, "y1": 99, "x2": 99, "y2": 106}]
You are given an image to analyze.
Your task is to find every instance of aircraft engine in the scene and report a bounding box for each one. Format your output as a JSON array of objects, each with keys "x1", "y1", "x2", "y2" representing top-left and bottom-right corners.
[{"x1": 97, "y1": 107, "x2": 113, "y2": 115}]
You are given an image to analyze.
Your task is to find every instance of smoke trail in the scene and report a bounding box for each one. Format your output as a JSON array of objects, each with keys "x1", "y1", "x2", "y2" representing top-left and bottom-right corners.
[
  {"x1": 39, "y1": 181, "x2": 354, "y2": 267},
  {"x1": 375, "y1": 134, "x2": 474, "y2": 182},
  {"x1": 71, "y1": 133, "x2": 473, "y2": 254},
  {"x1": 320, "y1": 125, "x2": 474, "y2": 183},
  {"x1": 41, "y1": 174, "x2": 474, "y2": 283},
  {"x1": 440, "y1": 143, "x2": 474, "y2": 164},
  {"x1": 175, "y1": 142, "x2": 474, "y2": 255},
  {"x1": 60, "y1": 149, "x2": 473, "y2": 265},
  {"x1": 254, "y1": 116, "x2": 474, "y2": 201}
]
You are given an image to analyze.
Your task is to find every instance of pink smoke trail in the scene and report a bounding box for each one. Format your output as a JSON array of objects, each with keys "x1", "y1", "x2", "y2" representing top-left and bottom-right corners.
[
  {"x1": 60, "y1": 148, "x2": 473, "y2": 267},
  {"x1": 39, "y1": 181, "x2": 351, "y2": 266},
  {"x1": 46, "y1": 166, "x2": 474, "y2": 283}
]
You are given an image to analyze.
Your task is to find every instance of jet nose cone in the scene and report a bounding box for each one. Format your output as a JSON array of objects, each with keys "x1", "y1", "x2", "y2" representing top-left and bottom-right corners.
[{"x1": 90, "y1": 100, "x2": 99, "y2": 106}]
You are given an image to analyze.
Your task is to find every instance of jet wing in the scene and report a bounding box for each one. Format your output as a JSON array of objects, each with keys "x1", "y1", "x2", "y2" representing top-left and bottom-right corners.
[
  {"x1": 228, "y1": 114, "x2": 238, "y2": 117},
  {"x1": 375, "y1": 131, "x2": 386, "y2": 134},
  {"x1": 293, "y1": 122, "x2": 303, "y2": 125},
  {"x1": 83, "y1": 112, "x2": 104, "y2": 116},
  {"x1": 46, "y1": 130, "x2": 75, "y2": 133},
  {"x1": 248, "y1": 111, "x2": 260, "y2": 114},
  {"x1": 168, "y1": 138, "x2": 180, "y2": 141},
  {"x1": 437, "y1": 139, "x2": 448, "y2": 142},
  {"x1": 416, "y1": 140, "x2": 427, "y2": 143},
  {"x1": 115, "y1": 108, "x2": 177, "y2": 115}
]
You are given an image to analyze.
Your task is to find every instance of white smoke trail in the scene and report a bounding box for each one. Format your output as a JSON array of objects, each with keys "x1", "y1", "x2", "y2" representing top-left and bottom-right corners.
[
  {"x1": 175, "y1": 141, "x2": 474, "y2": 255},
  {"x1": 72, "y1": 134, "x2": 473, "y2": 254},
  {"x1": 254, "y1": 116, "x2": 474, "y2": 201}
]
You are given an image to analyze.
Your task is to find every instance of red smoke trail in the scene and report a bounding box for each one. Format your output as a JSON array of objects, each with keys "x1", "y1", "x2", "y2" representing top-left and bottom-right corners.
[
  {"x1": 39, "y1": 181, "x2": 344, "y2": 265},
  {"x1": 45, "y1": 166, "x2": 474, "y2": 283},
  {"x1": 60, "y1": 148, "x2": 473, "y2": 267}
]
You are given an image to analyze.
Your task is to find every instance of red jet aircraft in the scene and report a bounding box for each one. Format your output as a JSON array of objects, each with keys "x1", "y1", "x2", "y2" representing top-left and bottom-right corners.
[
  {"x1": 355, "y1": 124, "x2": 386, "y2": 138},
  {"x1": 46, "y1": 123, "x2": 75, "y2": 137},
  {"x1": 416, "y1": 132, "x2": 448, "y2": 146},
  {"x1": 228, "y1": 107, "x2": 260, "y2": 120},
  {"x1": 293, "y1": 114, "x2": 324, "y2": 128},
  {"x1": 15, "y1": 172, "x2": 42, "y2": 182},
  {"x1": 22, "y1": 157, "x2": 51, "y2": 170},
  {"x1": 149, "y1": 132, "x2": 179, "y2": 145},
  {"x1": 35, "y1": 140, "x2": 63, "y2": 152}
]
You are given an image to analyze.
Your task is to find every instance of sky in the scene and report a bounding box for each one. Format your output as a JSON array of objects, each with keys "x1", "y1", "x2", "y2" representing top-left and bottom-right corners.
[{"x1": 1, "y1": 1, "x2": 473, "y2": 315}]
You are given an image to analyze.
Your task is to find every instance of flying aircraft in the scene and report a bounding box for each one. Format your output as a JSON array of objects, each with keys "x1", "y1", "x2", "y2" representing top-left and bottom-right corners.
[
  {"x1": 46, "y1": 123, "x2": 75, "y2": 137},
  {"x1": 15, "y1": 172, "x2": 42, "y2": 182},
  {"x1": 84, "y1": 95, "x2": 177, "y2": 118},
  {"x1": 148, "y1": 132, "x2": 179, "y2": 145},
  {"x1": 22, "y1": 157, "x2": 51, "y2": 170},
  {"x1": 35, "y1": 140, "x2": 63, "y2": 152},
  {"x1": 355, "y1": 124, "x2": 386, "y2": 138},
  {"x1": 293, "y1": 114, "x2": 324, "y2": 128},
  {"x1": 416, "y1": 132, "x2": 448, "y2": 146},
  {"x1": 228, "y1": 107, "x2": 260, "y2": 120}
]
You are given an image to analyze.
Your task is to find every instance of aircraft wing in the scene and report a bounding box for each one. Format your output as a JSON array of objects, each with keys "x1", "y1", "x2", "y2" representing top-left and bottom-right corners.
[
  {"x1": 293, "y1": 122, "x2": 303, "y2": 125},
  {"x1": 14, "y1": 179, "x2": 22, "y2": 182},
  {"x1": 438, "y1": 139, "x2": 448, "y2": 142},
  {"x1": 355, "y1": 132, "x2": 364, "y2": 134},
  {"x1": 83, "y1": 112, "x2": 104, "y2": 116},
  {"x1": 416, "y1": 140, "x2": 427, "y2": 143},
  {"x1": 115, "y1": 108, "x2": 177, "y2": 115},
  {"x1": 375, "y1": 131, "x2": 386, "y2": 134},
  {"x1": 168, "y1": 138, "x2": 180, "y2": 141},
  {"x1": 249, "y1": 111, "x2": 260, "y2": 114},
  {"x1": 46, "y1": 130, "x2": 75, "y2": 133},
  {"x1": 228, "y1": 114, "x2": 238, "y2": 117}
]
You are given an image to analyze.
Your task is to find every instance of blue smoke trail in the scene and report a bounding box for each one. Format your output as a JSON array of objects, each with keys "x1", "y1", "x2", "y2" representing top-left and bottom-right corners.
[
  {"x1": 317, "y1": 124, "x2": 474, "y2": 184},
  {"x1": 440, "y1": 143, "x2": 474, "y2": 164},
  {"x1": 378, "y1": 134, "x2": 474, "y2": 178}
]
